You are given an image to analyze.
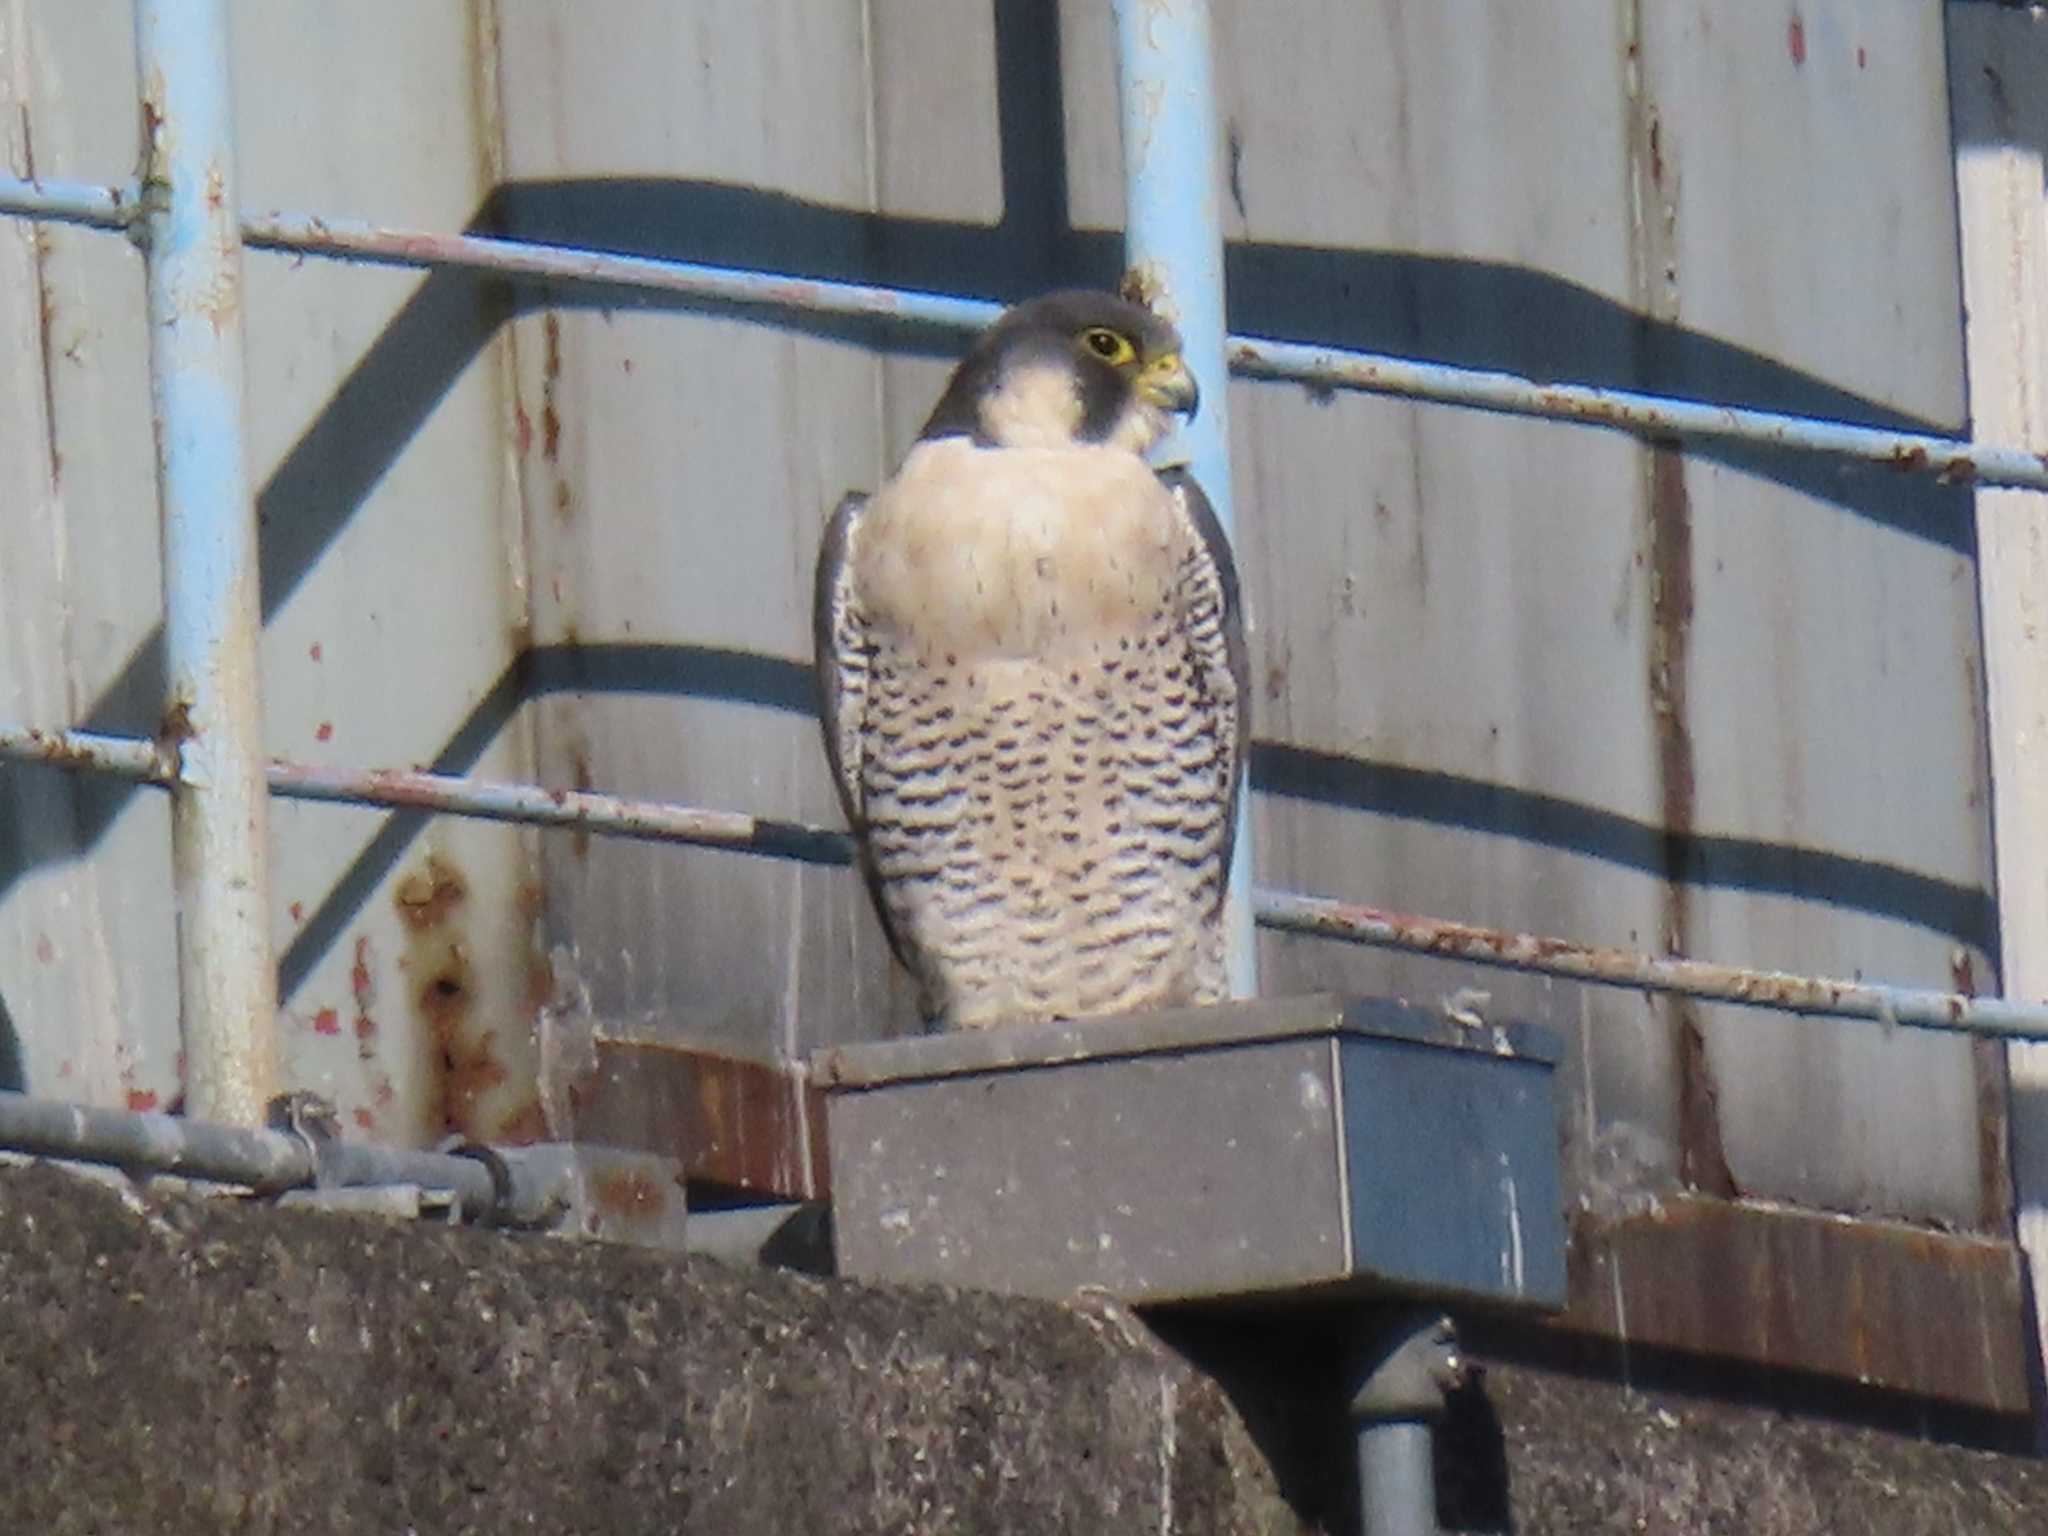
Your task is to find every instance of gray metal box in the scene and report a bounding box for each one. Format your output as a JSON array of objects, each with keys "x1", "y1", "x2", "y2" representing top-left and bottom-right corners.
[{"x1": 814, "y1": 994, "x2": 1564, "y2": 1309}]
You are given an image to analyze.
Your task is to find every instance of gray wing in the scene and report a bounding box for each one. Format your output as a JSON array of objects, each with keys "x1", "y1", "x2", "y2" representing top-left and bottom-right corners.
[
  {"x1": 812, "y1": 491, "x2": 918, "y2": 970},
  {"x1": 812, "y1": 490, "x2": 871, "y2": 824},
  {"x1": 1159, "y1": 466, "x2": 1251, "y2": 902}
]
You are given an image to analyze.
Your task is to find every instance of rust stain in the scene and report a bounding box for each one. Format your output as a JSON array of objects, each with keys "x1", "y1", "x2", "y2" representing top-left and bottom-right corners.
[
  {"x1": 394, "y1": 854, "x2": 468, "y2": 931},
  {"x1": 289, "y1": 901, "x2": 305, "y2": 924},
  {"x1": 571, "y1": 751, "x2": 595, "y2": 859},
  {"x1": 496, "y1": 1096, "x2": 548, "y2": 1146},
  {"x1": 314, "y1": 721, "x2": 334, "y2": 743},
  {"x1": 308, "y1": 641, "x2": 323, "y2": 664},
  {"x1": 1856, "y1": 45, "x2": 1867, "y2": 70},
  {"x1": 312, "y1": 1008, "x2": 341, "y2": 1037},
  {"x1": 20, "y1": 110, "x2": 62, "y2": 489},
  {"x1": 540, "y1": 313, "x2": 563, "y2": 462},
  {"x1": 126, "y1": 1089, "x2": 158, "y2": 1113},
  {"x1": 569, "y1": 1040, "x2": 830, "y2": 1202},
  {"x1": 392, "y1": 847, "x2": 512, "y2": 1140},
  {"x1": 1628, "y1": 40, "x2": 1732, "y2": 1199},
  {"x1": 592, "y1": 1165, "x2": 671, "y2": 1222},
  {"x1": 1959, "y1": 945, "x2": 2016, "y2": 1232},
  {"x1": 1649, "y1": 431, "x2": 1732, "y2": 1199},
  {"x1": 158, "y1": 698, "x2": 196, "y2": 749},
  {"x1": 553, "y1": 479, "x2": 573, "y2": 522},
  {"x1": 33, "y1": 934, "x2": 54, "y2": 965},
  {"x1": 350, "y1": 934, "x2": 377, "y2": 1063},
  {"x1": 524, "y1": 952, "x2": 556, "y2": 1012},
  {"x1": 1786, "y1": 13, "x2": 1806, "y2": 66},
  {"x1": 1564, "y1": 1193, "x2": 2029, "y2": 1412},
  {"x1": 353, "y1": 1107, "x2": 376, "y2": 1132},
  {"x1": 513, "y1": 401, "x2": 533, "y2": 458}
]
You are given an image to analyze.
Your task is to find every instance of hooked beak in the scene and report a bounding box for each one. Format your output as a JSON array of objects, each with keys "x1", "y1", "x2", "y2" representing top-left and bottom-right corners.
[{"x1": 1137, "y1": 352, "x2": 1200, "y2": 417}]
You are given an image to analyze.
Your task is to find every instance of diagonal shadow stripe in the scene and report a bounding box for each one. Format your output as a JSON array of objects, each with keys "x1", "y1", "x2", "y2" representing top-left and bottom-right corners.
[
  {"x1": 5, "y1": 0, "x2": 1988, "y2": 1002},
  {"x1": 1253, "y1": 741, "x2": 1998, "y2": 957},
  {"x1": 277, "y1": 642, "x2": 1998, "y2": 1001}
]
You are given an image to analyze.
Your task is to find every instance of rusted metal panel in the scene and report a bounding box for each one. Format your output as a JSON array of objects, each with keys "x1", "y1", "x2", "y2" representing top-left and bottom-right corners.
[
  {"x1": 567, "y1": 1037, "x2": 828, "y2": 1202},
  {"x1": 0, "y1": 0, "x2": 2024, "y2": 1413},
  {"x1": 0, "y1": 1, "x2": 548, "y2": 1145},
  {"x1": 1564, "y1": 1193, "x2": 2031, "y2": 1415},
  {"x1": 1057, "y1": 0, "x2": 1996, "y2": 1229}
]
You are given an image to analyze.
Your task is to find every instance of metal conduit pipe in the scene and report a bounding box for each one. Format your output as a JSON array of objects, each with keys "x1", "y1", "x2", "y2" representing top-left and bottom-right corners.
[
  {"x1": 1113, "y1": 0, "x2": 1259, "y2": 998},
  {"x1": 0, "y1": 1089, "x2": 603, "y2": 1224},
  {"x1": 1350, "y1": 1312, "x2": 1462, "y2": 1536},
  {"x1": 7, "y1": 722, "x2": 2048, "y2": 1041},
  {"x1": 134, "y1": 0, "x2": 279, "y2": 1127},
  {"x1": 2, "y1": 172, "x2": 2045, "y2": 489}
]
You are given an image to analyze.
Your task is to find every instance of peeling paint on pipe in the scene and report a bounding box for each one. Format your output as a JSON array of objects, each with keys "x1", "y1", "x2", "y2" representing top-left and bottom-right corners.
[
  {"x1": 1252, "y1": 887, "x2": 2048, "y2": 1042},
  {"x1": 264, "y1": 759, "x2": 855, "y2": 866},
  {"x1": 5, "y1": 175, "x2": 2039, "y2": 490},
  {"x1": 3, "y1": 718, "x2": 2038, "y2": 1040},
  {"x1": 0, "y1": 175, "x2": 137, "y2": 232},
  {"x1": 134, "y1": 0, "x2": 278, "y2": 1127},
  {"x1": 238, "y1": 209, "x2": 1003, "y2": 333},
  {"x1": 1228, "y1": 336, "x2": 2048, "y2": 492}
]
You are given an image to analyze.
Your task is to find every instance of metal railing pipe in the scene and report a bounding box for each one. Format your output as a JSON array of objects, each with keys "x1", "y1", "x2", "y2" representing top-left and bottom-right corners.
[
  {"x1": 9, "y1": 718, "x2": 2048, "y2": 1039},
  {"x1": 238, "y1": 210, "x2": 1004, "y2": 332},
  {"x1": 1253, "y1": 887, "x2": 2048, "y2": 1042},
  {"x1": 263, "y1": 757, "x2": 855, "y2": 866},
  {"x1": 4, "y1": 174, "x2": 2044, "y2": 490},
  {"x1": 134, "y1": 0, "x2": 278, "y2": 1127},
  {"x1": 0, "y1": 175, "x2": 137, "y2": 232},
  {"x1": 1114, "y1": 0, "x2": 1258, "y2": 998},
  {"x1": 1229, "y1": 335, "x2": 2048, "y2": 492},
  {"x1": 0, "y1": 724, "x2": 173, "y2": 782}
]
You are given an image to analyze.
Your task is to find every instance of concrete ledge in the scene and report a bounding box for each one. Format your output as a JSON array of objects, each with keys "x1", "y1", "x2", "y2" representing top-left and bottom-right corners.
[
  {"x1": 0, "y1": 1162, "x2": 1299, "y2": 1536},
  {"x1": 1478, "y1": 1357, "x2": 2048, "y2": 1535}
]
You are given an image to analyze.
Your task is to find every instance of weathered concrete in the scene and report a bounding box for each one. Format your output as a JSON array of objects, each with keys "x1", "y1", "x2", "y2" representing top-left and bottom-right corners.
[
  {"x1": 1474, "y1": 1356, "x2": 2048, "y2": 1534},
  {"x1": 6, "y1": 1157, "x2": 2045, "y2": 1534},
  {"x1": 1161, "y1": 1305, "x2": 2048, "y2": 1534},
  {"x1": 0, "y1": 1162, "x2": 1300, "y2": 1536}
]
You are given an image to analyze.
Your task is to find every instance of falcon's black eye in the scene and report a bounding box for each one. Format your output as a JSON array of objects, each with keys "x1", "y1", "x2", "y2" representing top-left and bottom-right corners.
[{"x1": 1080, "y1": 327, "x2": 1137, "y2": 366}]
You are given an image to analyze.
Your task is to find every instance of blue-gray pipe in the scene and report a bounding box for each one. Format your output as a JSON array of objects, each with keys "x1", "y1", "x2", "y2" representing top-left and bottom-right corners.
[
  {"x1": 1113, "y1": 0, "x2": 1260, "y2": 1000},
  {"x1": 134, "y1": 0, "x2": 278, "y2": 1126},
  {"x1": 1357, "y1": 1421, "x2": 1438, "y2": 1536},
  {"x1": 3, "y1": 173, "x2": 2044, "y2": 492}
]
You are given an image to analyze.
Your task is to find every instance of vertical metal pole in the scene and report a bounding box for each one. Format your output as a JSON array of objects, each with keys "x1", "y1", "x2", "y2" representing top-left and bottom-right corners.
[
  {"x1": 1112, "y1": 0, "x2": 1258, "y2": 998},
  {"x1": 135, "y1": 0, "x2": 278, "y2": 1126},
  {"x1": 1355, "y1": 1421, "x2": 1439, "y2": 1536}
]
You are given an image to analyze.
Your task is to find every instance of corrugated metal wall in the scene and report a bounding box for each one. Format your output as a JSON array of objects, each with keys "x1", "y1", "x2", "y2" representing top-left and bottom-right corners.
[{"x1": 0, "y1": 2, "x2": 2002, "y2": 1233}]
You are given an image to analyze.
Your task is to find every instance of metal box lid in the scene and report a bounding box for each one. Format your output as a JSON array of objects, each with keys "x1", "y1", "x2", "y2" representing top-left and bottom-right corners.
[{"x1": 817, "y1": 994, "x2": 1565, "y2": 1310}]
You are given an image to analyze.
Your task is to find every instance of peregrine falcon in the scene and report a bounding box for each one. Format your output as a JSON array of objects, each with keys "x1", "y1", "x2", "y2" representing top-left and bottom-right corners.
[{"x1": 814, "y1": 290, "x2": 1249, "y2": 1031}]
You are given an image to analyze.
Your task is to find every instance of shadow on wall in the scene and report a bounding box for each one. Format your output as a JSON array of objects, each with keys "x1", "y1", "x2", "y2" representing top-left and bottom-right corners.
[
  {"x1": 0, "y1": 0, "x2": 1989, "y2": 1001},
  {"x1": 0, "y1": 991, "x2": 19, "y2": 1092}
]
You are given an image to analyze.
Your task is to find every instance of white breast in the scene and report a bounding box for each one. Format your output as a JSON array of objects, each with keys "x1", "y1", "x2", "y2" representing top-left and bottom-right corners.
[{"x1": 851, "y1": 437, "x2": 1184, "y2": 661}]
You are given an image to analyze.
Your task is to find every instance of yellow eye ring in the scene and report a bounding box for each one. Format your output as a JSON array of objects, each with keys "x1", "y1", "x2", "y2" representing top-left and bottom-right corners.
[{"x1": 1079, "y1": 326, "x2": 1138, "y2": 366}]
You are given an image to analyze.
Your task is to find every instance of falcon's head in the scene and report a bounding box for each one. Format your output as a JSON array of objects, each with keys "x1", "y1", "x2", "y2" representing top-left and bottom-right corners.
[{"x1": 919, "y1": 290, "x2": 1199, "y2": 456}]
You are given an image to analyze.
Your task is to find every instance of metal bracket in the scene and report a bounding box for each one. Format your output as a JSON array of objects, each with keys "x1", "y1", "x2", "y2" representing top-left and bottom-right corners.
[{"x1": 1350, "y1": 1310, "x2": 1464, "y2": 1423}]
